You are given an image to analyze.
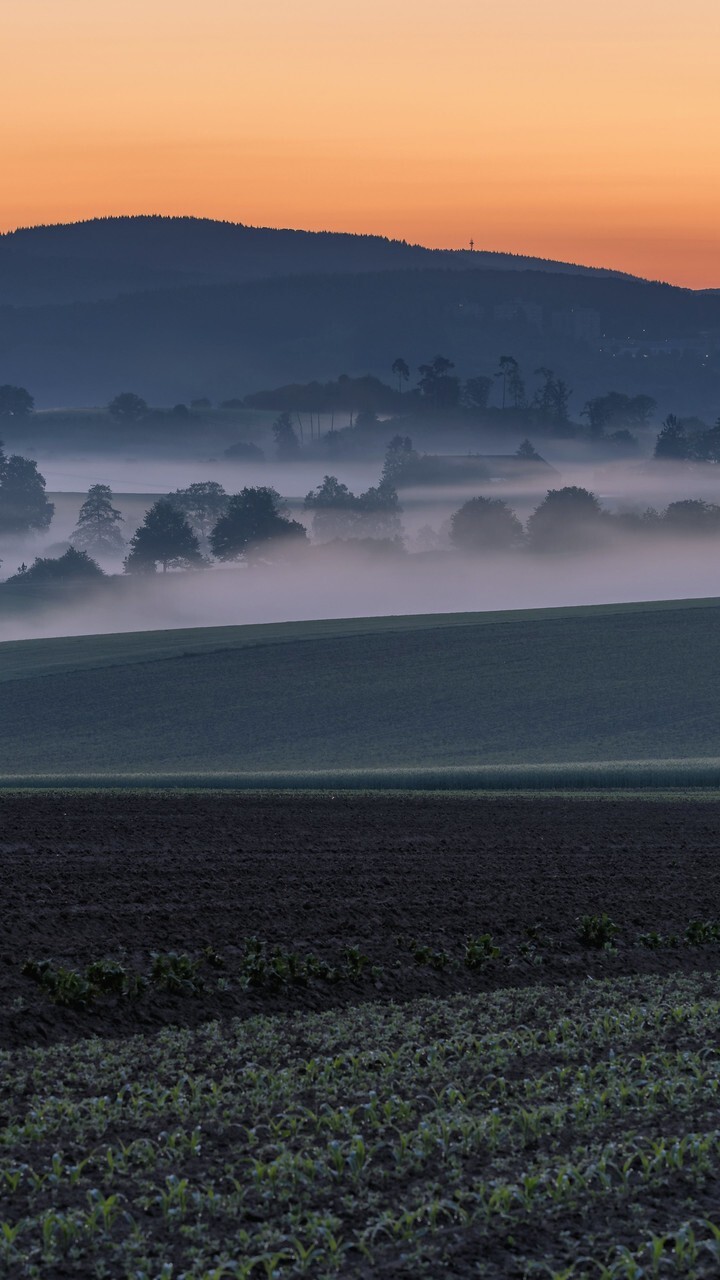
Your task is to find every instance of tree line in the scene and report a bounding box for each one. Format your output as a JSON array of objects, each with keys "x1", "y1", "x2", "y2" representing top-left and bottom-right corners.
[{"x1": 8, "y1": 471, "x2": 720, "y2": 589}]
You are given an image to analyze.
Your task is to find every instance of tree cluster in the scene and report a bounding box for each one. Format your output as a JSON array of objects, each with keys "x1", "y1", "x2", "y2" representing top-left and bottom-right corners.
[
  {"x1": 303, "y1": 476, "x2": 403, "y2": 542},
  {"x1": 654, "y1": 415, "x2": 720, "y2": 462},
  {"x1": 448, "y1": 487, "x2": 720, "y2": 554}
]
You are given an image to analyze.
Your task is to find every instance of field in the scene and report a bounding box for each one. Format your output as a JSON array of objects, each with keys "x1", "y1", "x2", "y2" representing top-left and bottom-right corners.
[
  {"x1": 3, "y1": 596, "x2": 720, "y2": 777},
  {"x1": 4, "y1": 791, "x2": 720, "y2": 1277}
]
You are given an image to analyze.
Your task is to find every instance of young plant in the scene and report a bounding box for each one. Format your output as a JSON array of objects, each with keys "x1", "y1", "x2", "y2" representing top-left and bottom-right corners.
[
  {"x1": 464, "y1": 935, "x2": 500, "y2": 968},
  {"x1": 577, "y1": 914, "x2": 619, "y2": 950}
]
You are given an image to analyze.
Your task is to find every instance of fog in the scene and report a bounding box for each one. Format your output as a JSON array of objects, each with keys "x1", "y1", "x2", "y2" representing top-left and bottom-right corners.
[
  {"x1": 3, "y1": 450, "x2": 720, "y2": 643},
  {"x1": 2, "y1": 534, "x2": 720, "y2": 644}
]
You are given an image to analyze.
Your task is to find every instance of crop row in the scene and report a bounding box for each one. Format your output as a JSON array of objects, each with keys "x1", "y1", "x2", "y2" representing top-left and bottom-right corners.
[
  {"x1": 16, "y1": 916, "x2": 720, "y2": 1014},
  {"x1": 2, "y1": 973, "x2": 720, "y2": 1276}
]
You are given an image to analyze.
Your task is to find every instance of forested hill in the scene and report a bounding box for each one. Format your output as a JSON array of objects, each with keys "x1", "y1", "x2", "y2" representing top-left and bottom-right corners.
[
  {"x1": 0, "y1": 216, "x2": 628, "y2": 307},
  {"x1": 4, "y1": 264, "x2": 720, "y2": 410}
]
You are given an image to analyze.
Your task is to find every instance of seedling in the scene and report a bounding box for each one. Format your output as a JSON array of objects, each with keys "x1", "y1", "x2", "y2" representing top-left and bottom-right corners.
[
  {"x1": 464, "y1": 934, "x2": 500, "y2": 968},
  {"x1": 577, "y1": 914, "x2": 619, "y2": 950}
]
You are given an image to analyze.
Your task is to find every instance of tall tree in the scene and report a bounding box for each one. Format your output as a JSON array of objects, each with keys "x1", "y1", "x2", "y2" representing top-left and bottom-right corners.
[
  {"x1": 272, "y1": 411, "x2": 301, "y2": 460},
  {"x1": 70, "y1": 484, "x2": 125, "y2": 557},
  {"x1": 391, "y1": 357, "x2": 410, "y2": 393},
  {"x1": 168, "y1": 481, "x2": 228, "y2": 548},
  {"x1": 124, "y1": 499, "x2": 203, "y2": 573},
  {"x1": 654, "y1": 415, "x2": 691, "y2": 460},
  {"x1": 0, "y1": 385, "x2": 34, "y2": 417},
  {"x1": 495, "y1": 356, "x2": 524, "y2": 410},
  {"x1": 417, "y1": 355, "x2": 460, "y2": 410},
  {"x1": 463, "y1": 376, "x2": 493, "y2": 410},
  {"x1": 210, "y1": 487, "x2": 307, "y2": 561},
  {"x1": 0, "y1": 451, "x2": 54, "y2": 535},
  {"x1": 381, "y1": 435, "x2": 419, "y2": 486}
]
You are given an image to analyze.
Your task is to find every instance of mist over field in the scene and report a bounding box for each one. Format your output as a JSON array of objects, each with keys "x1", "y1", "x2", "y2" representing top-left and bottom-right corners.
[
  {"x1": 3, "y1": 437, "x2": 720, "y2": 642},
  {"x1": 3, "y1": 534, "x2": 720, "y2": 645}
]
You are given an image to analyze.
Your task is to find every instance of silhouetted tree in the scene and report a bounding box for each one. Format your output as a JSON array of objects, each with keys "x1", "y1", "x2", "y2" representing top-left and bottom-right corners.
[
  {"x1": 463, "y1": 376, "x2": 493, "y2": 410},
  {"x1": 0, "y1": 385, "x2": 33, "y2": 417},
  {"x1": 0, "y1": 449, "x2": 54, "y2": 534},
  {"x1": 304, "y1": 475, "x2": 358, "y2": 540},
  {"x1": 7, "y1": 548, "x2": 104, "y2": 584},
  {"x1": 210, "y1": 487, "x2": 307, "y2": 561},
  {"x1": 533, "y1": 368, "x2": 570, "y2": 424},
  {"x1": 661, "y1": 499, "x2": 720, "y2": 534},
  {"x1": 168, "y1": 481, "x2": 228, "y2": 548},
  {"x1": 272, "y1": 411, "x2": 301, "y2": 460},
  {"x1": 450, "y1": 497, "x2": 524, "y2": 552},
  {"x1": 304, "y1": 474, "x2": 403, "y2": 542},
  {"x1": 654, "y1": 415, "x2": 691, "y2": 460},
  {"x1": 583, "y1": 392, "x2": 656, "y2": 436},
  {"x1": 108, "y1": 392, "x2": 148, "y2": 421},
  {"x1": 495, "y1": 356, "x2": 525, "y2": 409},
  {"x1": 70, "y1": 484, "x2": 125, "y2": 556},
  {"x1": 391, "y1": 357, "x2": 410, "y2": 393},
  {"x1": 516, "y1": 438, "x2": 543, "y2": 460},
  {"x1": 381, "y1": 435, "x2": 419, "y2": 486},
  {"x1": 124, "y1": 500, "x2": 203, "y2": 573},
  {"x1": 354, "y1": 482, "x2": 403, "y2": 541},
  {"x1": 418, "y1": 355, "x2": 460, "y2": 409},
  {"x1": 526, "y1": 487, "x2": 607, "y2": 551}
]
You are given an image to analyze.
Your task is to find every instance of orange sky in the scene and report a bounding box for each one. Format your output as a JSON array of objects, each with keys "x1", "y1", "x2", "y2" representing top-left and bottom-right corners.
[{"x1": 4, "y1": 0, "x2": 720, "y2": 286}]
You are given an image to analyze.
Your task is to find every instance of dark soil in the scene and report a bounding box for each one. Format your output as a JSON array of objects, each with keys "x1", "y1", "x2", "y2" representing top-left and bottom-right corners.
[{"x1": 4, "y1": 790, "x2": 720, "y2": 1048}]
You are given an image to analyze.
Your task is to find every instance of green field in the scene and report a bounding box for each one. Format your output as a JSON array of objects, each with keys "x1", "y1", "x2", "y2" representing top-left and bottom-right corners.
[
  {"x1": 2, "y1": 596, "x2": 720, "y2": 779},
  {"x1": 4, "y1": 974, "x2": 720, "y2": 1278}
]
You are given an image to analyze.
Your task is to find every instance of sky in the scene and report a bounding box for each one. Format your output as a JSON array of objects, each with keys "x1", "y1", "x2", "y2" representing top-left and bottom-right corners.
[{"x1": 3, "y1": 0, "x2": 719, "y2": 286}]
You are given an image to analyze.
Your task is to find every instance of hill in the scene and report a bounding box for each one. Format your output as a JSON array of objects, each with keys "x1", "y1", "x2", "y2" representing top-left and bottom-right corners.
[
  {"x1": 0, "y1": 215, "x2": 627, "y2": 307},
  {"x1": 2, "y1": 597, "x2": 720, "y2": 780},
  {"x1": 3, "y1": 263, "x2": 720, "y2": 412}
]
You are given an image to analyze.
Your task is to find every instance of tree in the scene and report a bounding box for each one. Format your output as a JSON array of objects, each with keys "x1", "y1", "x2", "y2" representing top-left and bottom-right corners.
[
  {"x1": 354, "y1": 482, "x2": 403, "y2": 541},
  {"x1": 582, "y1": 392, "x2": 656, "y2": 436},
  {"x1": 168, "y1": 481, "x2": 228, "y2": 548},
  {"x1": 70, "y1": 484, "x2": 125, "y2": 557},
  {"x1": 7, "y1": 547, "x2": 104, "y2": 584},
  {"x1": 108, "y1": 392, "x2": 148, "y2": 421},
  {"x1": 463, "y1": 376, "x2": 493, "y2": 411},
  {"x1": 495, "y1": 356, "x2": 525, "y2": 409},
  {"x1": 124, "y1": 500, "x2": 203, "y2": 573},
  {"x1": 661, "y1": 499, "x2": 720, "y2": 535},
  {"x1": 654, "y1": 415, "x2": 691, "y2": 460},
  {"x1": 516, "y1": 438, "x2": 543, "y2": 460},
  {"x1": 418, "y1": 355, "x2": 460, "y2": 409},
  {"x1": 391, "y1": 357, "x2": 410, "y2": 393},
  {"x1": 0, "y1": 452, "x2": 54, "y2": 534},
  {"x1": 533, "y1": 368, "x2": 570, "y2": 424},
  {"x1": 272, "y1": 411, "x2": 301, "y2": 460},
  {"x1": 304, "y1": 475, "x2": 358, "y2": 540},
  {"x1": 526, "y1": 487, "x2": 607, "y2": 551},
  {"x1": 0, "y1": 385, "x2": 33, "y2": 417},
  {"x1": 381, "y1": 435, "x2": 419, "y2": 486},
  {"x1": 210, "y1": 487, "x2": 307, "y2": 561},
  {"x1": 450, "y1": 497, "x2": 524, "y2": 552}
]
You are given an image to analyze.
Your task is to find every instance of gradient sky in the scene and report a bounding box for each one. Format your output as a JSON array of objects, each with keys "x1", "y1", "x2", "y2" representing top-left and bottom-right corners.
[{"x1": 4, "y1": 0, "x2": 720, "y2": 285}]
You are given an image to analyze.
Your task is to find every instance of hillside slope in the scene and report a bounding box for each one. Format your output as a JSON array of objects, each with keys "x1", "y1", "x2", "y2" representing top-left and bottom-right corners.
[
  {"x1": 0, "y1": 216, "x2": 626, "y2": 306},
  {"x1": 3, "y1": 264, "x2": 719, "y2": 408},
  {"x1": 1, "y1": 599, "x2": 719, "y2": 777}
]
